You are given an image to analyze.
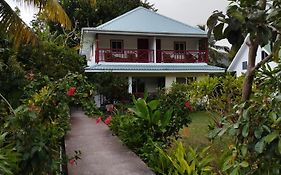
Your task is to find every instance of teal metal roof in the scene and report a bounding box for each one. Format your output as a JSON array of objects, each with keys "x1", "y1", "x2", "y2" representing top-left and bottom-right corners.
[
  {"x1": 85, "y1": 63, "x2": 225, "y2": 73},
  {"x1": 83, "y1": 7, "x2": 206, "y2": 37}
]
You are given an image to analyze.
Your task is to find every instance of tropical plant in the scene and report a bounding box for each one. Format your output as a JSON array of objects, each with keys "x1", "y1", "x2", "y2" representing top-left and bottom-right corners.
[
  {"x1": 0, "y1": 0, "x2": 95, "y2": 46},
  {"x1": 0, "y1": 73, "x2": 98, "y2": 174},
  {"x1": 210, "y1": 65, "x2": 281, "y2": 174},
  {"x1": 150, "y1": 140, "x2": 214, "y2": 175},
  {"x1": 158, "y1": 84, "x2": 193, "y2": 139},
  {"x1": 0, "y1": 132, "x2": 19, "y2": 175},
  {"x1": 188, "y1": 75, "x2": 244, "y2": 116},
  {"x1": 197, "y1": 25, "x2": 230, "y2": 67}
]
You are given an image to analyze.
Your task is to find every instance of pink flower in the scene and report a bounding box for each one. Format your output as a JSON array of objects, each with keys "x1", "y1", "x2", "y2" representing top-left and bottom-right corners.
[
  {"x1": 67, "y1": 87, "x2": 76, "y2": 96},
  {"x1": 69, "y1": 159, "x2": 76, "y2": 166},
  {"x1": 185, "y1": 101, "x2": 192, "y2": 111},
  {"x1": 104, "y1": 116, "x2": 112, "y2": 125},
  {"x1": 96, "y1": 116, "x2": 102, "y2": 124}
]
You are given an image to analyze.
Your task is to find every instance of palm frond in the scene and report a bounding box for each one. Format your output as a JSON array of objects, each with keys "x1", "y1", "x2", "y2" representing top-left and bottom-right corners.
[
  {"x1": 0, "y1": 0, "x2": 38, "y2": 47},
  {"x1": 40, "y1": 0, "x2": 72, "y2": 30}
]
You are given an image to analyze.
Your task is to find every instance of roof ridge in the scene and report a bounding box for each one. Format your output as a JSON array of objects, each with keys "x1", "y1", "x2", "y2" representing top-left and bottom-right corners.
[
  {"x1": 96, "y1": 6, "x2": 144, "y2": 29},
  {"x1": 141, "y1": 7, "x2": 206, "y2": 34},
  {"x1": 95, "y1": 6, "x2": 205, "y2": 34}
]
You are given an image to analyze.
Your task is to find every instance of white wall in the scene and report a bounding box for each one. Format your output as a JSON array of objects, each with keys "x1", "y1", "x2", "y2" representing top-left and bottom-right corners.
[
  {"x1": 97, "y1": 34, "x2": 199, "y2": 50},
  {"x1": 230, "y1": 46, "x2": 277, "y2": 76}
]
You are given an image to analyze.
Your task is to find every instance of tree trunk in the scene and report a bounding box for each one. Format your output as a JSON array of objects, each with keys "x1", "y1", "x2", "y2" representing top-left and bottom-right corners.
[{"x1": 241, "y1": 42, "x2": 258, "y2": 101}]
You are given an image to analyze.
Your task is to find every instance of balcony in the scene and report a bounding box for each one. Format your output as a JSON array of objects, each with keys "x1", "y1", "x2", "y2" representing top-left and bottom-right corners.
[{"x1": 95, "y1": 48, "x2": 208, "y2": 63}]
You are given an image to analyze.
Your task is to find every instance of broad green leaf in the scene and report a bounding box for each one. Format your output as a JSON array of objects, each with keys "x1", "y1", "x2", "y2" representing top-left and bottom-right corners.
[
  {"x1": 242, "y1": 123, "x2": 249, "y2": 137},
  {"x1": 264, "y1": 131, "x2": 279, "y2": 144},
  {"x1": 230, "y1": 166, "x2": 239, "y2": 175},
  {"x1": 148, "y1": 100, "x2": 159, "y2": 111},
  {"x1": 255, "y1": 140, "x2": 265, "y2": 154},
  {"x1": 254, "y1": 127, "x2": 263, "y2": 139},
  {"x1": 152, "y1": 110, "x2": 161, "y2": 125},
  {"x1": 241, "y1": 144, "x2": 248, "y2": 157},
  {"x1": 239, "y1": 161, "x2": 249, "y2": 168}
]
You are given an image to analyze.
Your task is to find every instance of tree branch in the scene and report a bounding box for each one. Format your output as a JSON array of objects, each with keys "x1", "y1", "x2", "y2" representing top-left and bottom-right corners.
[{"x1": 251, "y1": 54, "x2": 273, "y2": 72}]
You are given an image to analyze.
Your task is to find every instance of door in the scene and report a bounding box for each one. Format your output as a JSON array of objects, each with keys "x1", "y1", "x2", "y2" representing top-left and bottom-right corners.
[
  {"x1": 137, "y1": 39, "x2": 149, "y2": 62},
  {"x1": 156, "y1": 39, "x2": 161, "y2": 62}
]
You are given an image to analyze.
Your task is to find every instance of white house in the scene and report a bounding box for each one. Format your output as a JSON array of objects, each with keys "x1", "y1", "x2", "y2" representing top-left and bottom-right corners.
[
  {"x1": 80, "y1": 7, "x2": 224, "y2": 96},
  {"x1": 228, "y1": 36, "x2": 278, "y2": 76}
]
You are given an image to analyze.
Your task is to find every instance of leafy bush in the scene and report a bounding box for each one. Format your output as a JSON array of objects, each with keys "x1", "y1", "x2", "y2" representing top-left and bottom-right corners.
[
  {"x1": 0, "y1": 73, "x2": 98, "y2": 174},
  {"x1": 189, "y1": 75, "x2": 243, "y2": 115},
  {"x1": 0, "y1": 132, "x2": 19, "y2": 175},
  {"x1": 210, "y1": 65, "x2": 281, "y2": 174},
  {"x1": 110, "y1": 93, "x2": 192, "y2": 162},
  {"x1": 149, "y1": 140, "x2": 214, "y2": 175},
  {"x1": 87, "y1": 72, "x2": 129, "y2": 103}
]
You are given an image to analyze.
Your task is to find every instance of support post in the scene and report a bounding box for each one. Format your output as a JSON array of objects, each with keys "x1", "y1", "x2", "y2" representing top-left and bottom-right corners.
[
  {"x1": 128, "y1": 76, "x2": 133, "y2": 94},
  {"x1": 153, "y1": 37, "x2": 157, "y2": 63}
]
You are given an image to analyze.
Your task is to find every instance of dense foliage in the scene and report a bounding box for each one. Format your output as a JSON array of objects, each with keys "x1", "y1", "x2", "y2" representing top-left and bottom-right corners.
[
  {"x1": 150, "y1": 141, "x2": 213, "y2": 175},
  {"x1": 0, "y1": 34, "x2": 85, "y2": 107},
  {"x1": 87, "y1": 72, "x2": 129, "y2": 103},
  {"x1": 0, "y1": 73, "x2": 98, "y2": 174},
  {"x1": 211, "y1": 65, "x2": 281, "y2": 174},
  {"x1": 189, "y1": 75, "x2": 244, "y2": 116}
]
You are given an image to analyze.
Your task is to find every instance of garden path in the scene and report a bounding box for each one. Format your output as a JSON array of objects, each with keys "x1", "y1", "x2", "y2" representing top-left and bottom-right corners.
[{"x1": 65, "y1": 110, "x2": 155, "y2": 175}]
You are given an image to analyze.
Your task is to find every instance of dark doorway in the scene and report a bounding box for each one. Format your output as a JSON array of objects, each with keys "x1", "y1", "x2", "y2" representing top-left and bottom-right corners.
[
  {"x1": 137, "y1": 39, "x2": 149, "y2": 62},
  {"x1": 156, "y1": 39, "x2": 161, "y2": 62}
]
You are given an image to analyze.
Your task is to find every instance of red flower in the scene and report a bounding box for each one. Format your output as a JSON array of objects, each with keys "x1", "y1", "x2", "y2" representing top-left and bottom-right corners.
[
  {"x1": 67, "y1": 87, "x2": 76, "y2": 96},
  {"x1": 96, "y1": 116, "x2": 102, "y2": 124},
  {"x1": 185, "y1": 101, "x2": 192, "y2": 111},
  {"x1": 69, "y1": 159, "x2": 76, "y2": 166},
  {"x1": 104, "y1": 116, "x2": 112, "y2": 125}
]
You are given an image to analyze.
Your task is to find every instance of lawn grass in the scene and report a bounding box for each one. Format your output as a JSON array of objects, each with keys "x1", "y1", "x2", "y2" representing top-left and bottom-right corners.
[{"x1": 181, "y1": 111, "x2": 233, "y2": 159}]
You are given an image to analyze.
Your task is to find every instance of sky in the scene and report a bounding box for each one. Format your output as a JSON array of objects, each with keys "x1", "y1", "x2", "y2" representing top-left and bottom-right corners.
[{"x1": 149, "y1": 0, "x2": 229, "y2": 26}]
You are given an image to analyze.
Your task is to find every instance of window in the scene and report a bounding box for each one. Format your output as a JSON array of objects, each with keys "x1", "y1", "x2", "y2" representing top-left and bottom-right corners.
[
  {"x1": 261, "y1": 51, "x2": 268, "y2": 60},
  {"x1": 174, "y1": 42, "x2": 186, "y2": 52},
  {"x1": 176, "y1": 77, "x2": 197, "y2": 84},
  {"x1": 110, "y1": 40, "x2": 123, "y2": 53},
  {"x1": 242, "y1": 61, "x2": 247, "y2": 70}
]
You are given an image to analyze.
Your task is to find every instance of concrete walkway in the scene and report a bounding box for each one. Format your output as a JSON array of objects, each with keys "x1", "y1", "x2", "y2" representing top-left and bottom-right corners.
[{"x1": 65, "y1": 110, "x2": 155, "y2": 175}]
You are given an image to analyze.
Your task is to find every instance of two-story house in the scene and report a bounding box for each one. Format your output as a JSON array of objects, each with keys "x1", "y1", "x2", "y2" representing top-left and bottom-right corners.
[{"x1": 80, "y1": 7, "x2": 224, "y2": 96}]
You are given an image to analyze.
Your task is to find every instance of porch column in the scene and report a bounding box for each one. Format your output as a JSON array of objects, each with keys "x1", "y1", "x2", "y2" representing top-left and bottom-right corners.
[
  {"x1": 92, "y1": 35, "x2": 96, "y2": 64},
  {"x1": 165, "y1": 76, "x2": 176, "y2": 90},
  {"x1": 153, "y1": 37, "x2": 157, "y2": 63},
  {"x1": 128, "y1": 76, "x2": 133, "y2": 94}
]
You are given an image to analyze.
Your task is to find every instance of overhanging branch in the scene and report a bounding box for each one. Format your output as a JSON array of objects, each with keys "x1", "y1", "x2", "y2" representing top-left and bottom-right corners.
[{"x1": 251, "y1": 54, "x2": 273, "y2": 72}]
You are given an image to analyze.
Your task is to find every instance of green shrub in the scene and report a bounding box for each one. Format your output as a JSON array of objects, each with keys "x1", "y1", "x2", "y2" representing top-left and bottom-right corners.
[
  {"x1": 189, "y1": 75, "x2": 243, "y2": 116},
  {"x1": 110, "y1": 93, "x2": 192, "y2": 161},
  {"x1": 210, "y1": 65, "x2": 281, "y2": 174},
  {"x1": 1, "y1": 73, "x2": 98, "y2": 174},
  {"x1": 158, "y1": 83, "x2": 193, "y2": 139},
  {"x1": 149, "y1": 140, "x2": 214, "y2": 175}
]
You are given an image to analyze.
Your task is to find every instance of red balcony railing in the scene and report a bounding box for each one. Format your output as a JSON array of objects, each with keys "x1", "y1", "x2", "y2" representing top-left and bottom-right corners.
[
  {"x1": 156, "y1": 50, "x2": 207, "y2": 63},
  {"x1": 95, "y1": 48, "x2": 154, "y2": 63},
  {"x1": 95, "y1": 48, "x2": 208, "y2": 63}
]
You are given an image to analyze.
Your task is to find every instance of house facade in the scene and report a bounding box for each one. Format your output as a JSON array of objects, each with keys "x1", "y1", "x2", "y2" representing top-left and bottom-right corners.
[
  {"x1": 228, "y1": 36, "x2": 278, "y2": 76},
  {"x1": 80, "y1": 7, "x2": 224, "y2": 97}
]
